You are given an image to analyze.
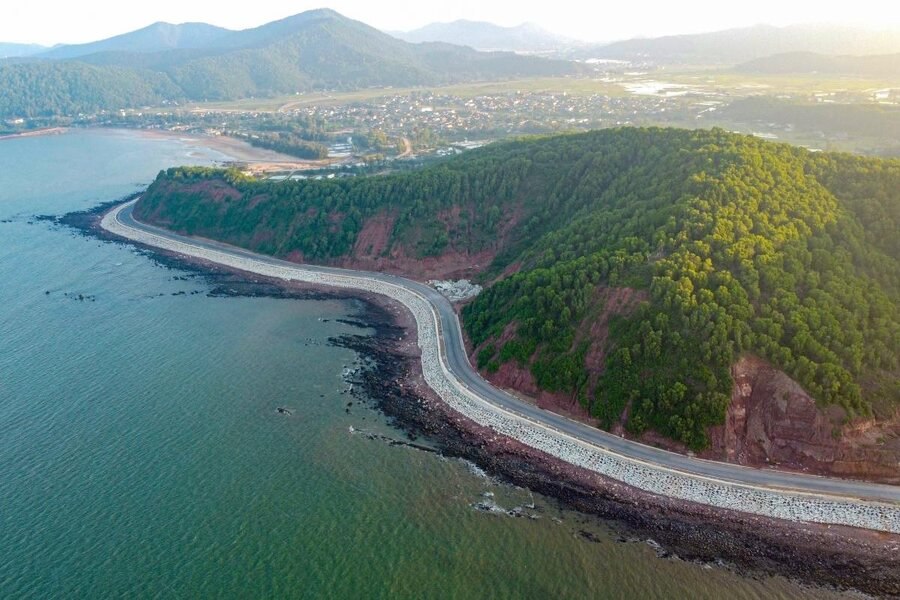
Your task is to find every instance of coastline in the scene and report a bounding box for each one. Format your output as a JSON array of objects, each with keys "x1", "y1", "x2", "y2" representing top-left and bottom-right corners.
[
  {"x1": 114, "y1": 128, "x2": 341, "y2": 173},
  {"x1": 0, "y1": 125, "x2": 332, "y2": 171},
  {"x1": 57, "y1": 199, "x2": 900, "y2": 597},
  {"x1": 0, "y1": 127, "x2": 68, "y2": 141},
  {"x1": 126, "y1": 128, "x2": 300, "y2": 163}
]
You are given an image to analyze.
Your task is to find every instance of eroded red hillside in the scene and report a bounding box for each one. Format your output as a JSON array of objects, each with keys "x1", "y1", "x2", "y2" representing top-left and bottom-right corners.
[
  {"x1": 465, "y1": 290, "x2": 900, "y2": 485},
  {"x1": 706, "y1": 356, "x2": 900, "y2": 483}
]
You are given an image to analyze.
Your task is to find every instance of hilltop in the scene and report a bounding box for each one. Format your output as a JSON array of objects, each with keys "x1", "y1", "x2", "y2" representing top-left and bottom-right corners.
[
  {"x1": 134, "y1": 127, "x2": 900, "y2": 480},
  {"x1": 38, "y1": 22, "x2": 232, "y2": 59}
]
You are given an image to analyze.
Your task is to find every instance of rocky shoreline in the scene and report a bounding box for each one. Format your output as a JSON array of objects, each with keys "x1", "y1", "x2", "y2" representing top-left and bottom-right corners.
[
  {"x1": 60, "y1": 200, "x2": 900, "y2": 598},
  {"x1": 335, "y1": 301, "x2": 900, "y2": 598}
]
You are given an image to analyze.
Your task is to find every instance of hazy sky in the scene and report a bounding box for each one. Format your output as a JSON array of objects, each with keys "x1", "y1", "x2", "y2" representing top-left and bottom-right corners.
[{"x1": 4, "y1": 0, "x2": 899, "y2": 45}]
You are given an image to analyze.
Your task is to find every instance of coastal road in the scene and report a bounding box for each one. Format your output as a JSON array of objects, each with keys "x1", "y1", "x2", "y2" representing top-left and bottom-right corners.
[{"x1": 112, "y1": 202, "x2": 900, "y2": 505}]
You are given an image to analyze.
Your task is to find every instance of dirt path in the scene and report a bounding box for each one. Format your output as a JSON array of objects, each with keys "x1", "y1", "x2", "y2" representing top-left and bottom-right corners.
[{"x1": 398, "y1": 137, "x2": 413, "y2": 158}]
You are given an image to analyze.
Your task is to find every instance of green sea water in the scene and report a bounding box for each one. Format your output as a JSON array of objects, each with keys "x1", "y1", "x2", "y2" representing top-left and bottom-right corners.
[{"x1": 0, "y1": 129, "x2": 847, "y2": 598}]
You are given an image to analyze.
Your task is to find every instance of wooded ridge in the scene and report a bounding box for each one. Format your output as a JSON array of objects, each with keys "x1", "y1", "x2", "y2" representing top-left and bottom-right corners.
[{"x1": 135, "y1": 127, "x2": 900, "y2": 449}]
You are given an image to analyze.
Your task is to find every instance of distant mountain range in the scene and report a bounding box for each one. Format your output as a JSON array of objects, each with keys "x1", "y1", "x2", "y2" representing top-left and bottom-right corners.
[
  {"x1": 3, "y1": 14, "x2": 899, "y2": 120},
  {"x1": 391, "y1": 21, "x2": 900, "y2": 65},
  {"x1": 737, "y1": 51, "x2": 900, "y2": 79},
  {"x1": 393, "y1": 20, "x2": 572, "y2": 52},
  {"x1": 39, "y1": 22, "x2": 232, "y2": 59},
  {"x1": 580, "y1": 24, "x2": 900, "y2": 64},
  {"x1": 0, "y1": 42, "x2": 48, "y2": 58},
  {"x1": 63, "y1": 10, "x2": 576, "y2": 99},
  {"x1": 0, "y1": 9, "x2": 576, "y2": 118}
]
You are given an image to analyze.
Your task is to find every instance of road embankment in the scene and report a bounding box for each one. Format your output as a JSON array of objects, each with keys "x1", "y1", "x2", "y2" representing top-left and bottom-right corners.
[
  {"x1": 66, "y1": 197, "x2": 900, "y2": 596},
  {"x1": 100, "y1": 199, "x2": 900, "y2": 535}
]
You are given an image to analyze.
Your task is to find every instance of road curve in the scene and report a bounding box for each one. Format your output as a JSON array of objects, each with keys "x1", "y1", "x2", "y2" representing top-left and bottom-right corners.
[{"x1": 107, "y1": 200, "x2": 900, "y2": 508}]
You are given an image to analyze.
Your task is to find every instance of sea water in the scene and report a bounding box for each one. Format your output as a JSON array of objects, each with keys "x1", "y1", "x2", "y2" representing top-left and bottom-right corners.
[{"x1": 0, "y1": 129, "x2": 843, "y2": 598}]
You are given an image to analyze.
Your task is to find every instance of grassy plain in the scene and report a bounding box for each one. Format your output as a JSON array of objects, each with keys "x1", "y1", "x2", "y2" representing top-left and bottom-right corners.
[{"x1": 179, "y1": 77, "x2": 629, "y2": 113}]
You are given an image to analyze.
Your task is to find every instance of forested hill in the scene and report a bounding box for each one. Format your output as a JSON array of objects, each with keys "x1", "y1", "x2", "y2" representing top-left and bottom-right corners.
[
  {"x1": 38, "y1": 22, "x2": 232, "y2": 60},
  {"x1": 0, "y1": 62, "x2": 183, "y2": 118},
  {"x1": 135, "y1": 128, "x2": 900, "y2": 450},
  {"x1": 0, "y1": 9, "x2": 576, "y2": 118}
]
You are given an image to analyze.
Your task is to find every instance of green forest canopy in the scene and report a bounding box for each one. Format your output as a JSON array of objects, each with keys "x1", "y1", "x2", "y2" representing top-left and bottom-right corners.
[
  {"x1": 0, "y1": 10, "x2": 575, "y2": 118},
  {"x1": 136, "y1": 127, "x2": 900, "y2": 449}
]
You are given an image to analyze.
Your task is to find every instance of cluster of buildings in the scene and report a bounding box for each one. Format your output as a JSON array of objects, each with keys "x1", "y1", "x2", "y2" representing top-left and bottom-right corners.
[{"x1": 280, "y1": 89, "x2": 701, "y2": 149}]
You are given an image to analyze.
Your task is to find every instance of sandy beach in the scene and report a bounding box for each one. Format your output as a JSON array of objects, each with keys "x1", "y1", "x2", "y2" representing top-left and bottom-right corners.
[
  {"x1": 0, "y1": 126, "x2": 343, "y2": 174},
  {"x1": 127, "y1": 128, "x2": 342, "y2": 173},
  {"x1": 0, "y1": 127, "x2": 69, "y2": 141}
]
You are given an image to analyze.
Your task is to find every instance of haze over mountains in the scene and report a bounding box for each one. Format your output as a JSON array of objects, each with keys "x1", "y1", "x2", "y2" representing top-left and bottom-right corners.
[
  {"x1": 580, "y1": 23, "x2": 900, "y2": 63},
  {"x1": 0, "y1": 42, "x2": 47, "y2": 58},
  {"x1": 1, "y1": 10, "x2": 899, "y2": 119},
  {"x1": 737, "y1": 52, "x2": 900, "y2": 79},
  {"x1": 390, "y1": 20, "x2": 900, "y2": 63},
  {"x1": 393, "y1": 20, "x2": 572, "y2": 52},
  {"x1": 39, "y1": 22, "x2": 232, "y2": 59}
]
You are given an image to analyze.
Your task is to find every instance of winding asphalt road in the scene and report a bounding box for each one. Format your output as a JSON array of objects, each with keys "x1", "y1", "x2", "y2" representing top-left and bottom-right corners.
[{"x1": 113, "y1": 202, "x2": 900, "y2": 505}]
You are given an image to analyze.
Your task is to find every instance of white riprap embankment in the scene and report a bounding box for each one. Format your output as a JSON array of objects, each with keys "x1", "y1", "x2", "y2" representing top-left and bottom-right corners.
[{"x1": 102, "y1": 202, "x2": 900, "y2": 534}]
